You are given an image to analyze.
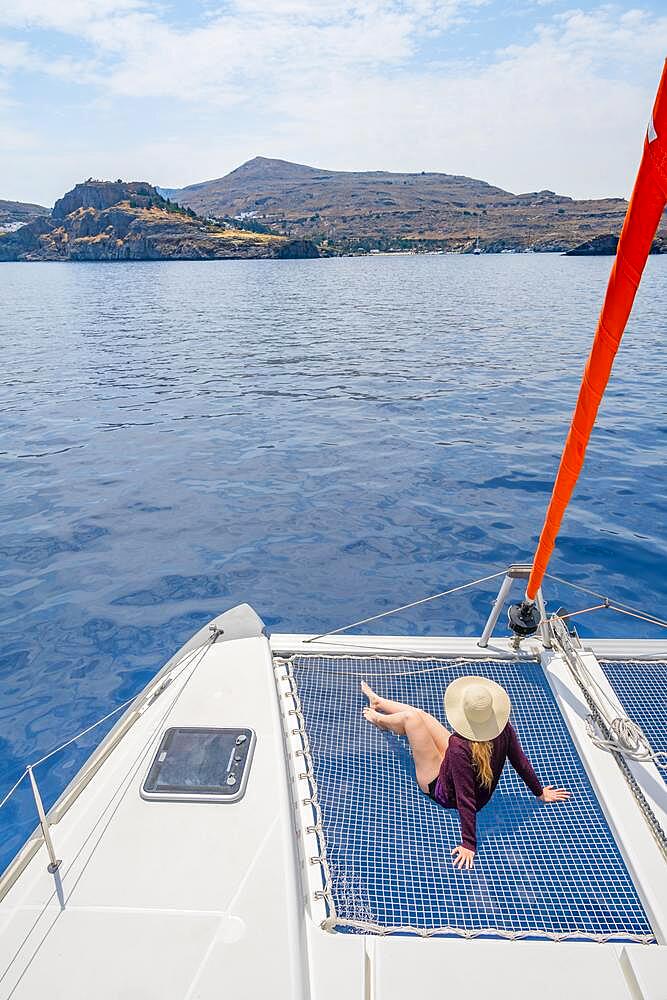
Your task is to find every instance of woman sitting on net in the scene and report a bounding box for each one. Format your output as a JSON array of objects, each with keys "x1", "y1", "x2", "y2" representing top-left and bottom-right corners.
[{"x1": 362, "y1": 675, "x2": 570, "y2": 869}]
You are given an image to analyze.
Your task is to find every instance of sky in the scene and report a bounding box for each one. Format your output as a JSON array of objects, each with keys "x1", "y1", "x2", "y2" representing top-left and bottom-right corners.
[{"x1": 0, "y1": 0, "x2": 666, "y2": 207}]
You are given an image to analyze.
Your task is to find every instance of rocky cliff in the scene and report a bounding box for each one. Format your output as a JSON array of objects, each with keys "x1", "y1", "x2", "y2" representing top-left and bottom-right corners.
[
  {"x1": 565, "y1": 233, "x2": 665, "y2": 256},
  {"x1": 51, "y1": 180, "x2": 158, "y2": 219},
  {"x1": 0, "y1": 180, "x2": 319, "y2": 262}
]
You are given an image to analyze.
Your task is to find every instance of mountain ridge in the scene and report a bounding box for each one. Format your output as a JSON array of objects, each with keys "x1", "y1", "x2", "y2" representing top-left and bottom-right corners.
[{"x1": 169, "y1": 156, "x2": 655, "y2": 253}]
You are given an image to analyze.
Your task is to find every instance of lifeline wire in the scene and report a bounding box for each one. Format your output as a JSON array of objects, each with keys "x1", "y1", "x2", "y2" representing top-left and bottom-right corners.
[
  {"x1": 0, "y1": 635, "x2": 217, "y2": 986},
  {"x1": 544, "y1": 572, "x2": 667, "y2": 629},
  {"x1": 304, "y1": 570, "x2": 507, "y2": 643},
  {"x1": 0, "y1": 637, "x2": 212, "y2": 815},
  {"x1": 540, "y1": 602, "x2": 667, "y2": 633},
  {"x1": 30, "y1": 697, "x2": 138, "y2": 769},
  {"x1": 306, "y1": 567, "x2": 667, "y2": 650},
  {"x1": 0, "y1": 771, "x2": 27, "y2": 812}
]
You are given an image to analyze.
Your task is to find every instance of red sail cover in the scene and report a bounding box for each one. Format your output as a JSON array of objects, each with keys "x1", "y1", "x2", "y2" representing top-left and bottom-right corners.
[{"x1": 526, "y1": 61, "x2": 667, "y2": 602}]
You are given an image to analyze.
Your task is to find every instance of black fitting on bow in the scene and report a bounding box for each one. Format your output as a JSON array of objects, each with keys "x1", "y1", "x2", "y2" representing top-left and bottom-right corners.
[{"x1": 507, "y1": 600, "x2": 541, "y2": 637}]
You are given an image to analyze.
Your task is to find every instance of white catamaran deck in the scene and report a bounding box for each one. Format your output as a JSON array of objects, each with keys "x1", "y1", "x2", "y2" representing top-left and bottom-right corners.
[{"x1": 1, "y1": 606, "x2": 666, "y2": 999}]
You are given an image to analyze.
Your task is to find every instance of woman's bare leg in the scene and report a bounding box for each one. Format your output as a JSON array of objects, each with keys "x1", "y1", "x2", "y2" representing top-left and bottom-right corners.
[
  {"x1": 361, "y1": 681, "x2": 450, "y2": 756},
  {"x1": 363, "y1": 706, "x2": 443, "y2": 793}
]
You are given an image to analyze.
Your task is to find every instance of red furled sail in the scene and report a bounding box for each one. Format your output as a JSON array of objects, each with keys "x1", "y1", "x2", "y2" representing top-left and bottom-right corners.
[{"x1": 526, "y1": 61, "x2": 667, "y2": 603}]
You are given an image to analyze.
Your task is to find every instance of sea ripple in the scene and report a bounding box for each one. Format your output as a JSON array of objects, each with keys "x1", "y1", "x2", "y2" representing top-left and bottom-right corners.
[{"x1": 1, "y1": 253, "x2": 666, "y2": 869}]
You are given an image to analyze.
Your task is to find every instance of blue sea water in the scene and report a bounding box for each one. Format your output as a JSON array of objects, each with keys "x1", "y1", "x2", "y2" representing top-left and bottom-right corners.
[{"x1": 1, "y1": 253, "x2": 666, "y2": 871}]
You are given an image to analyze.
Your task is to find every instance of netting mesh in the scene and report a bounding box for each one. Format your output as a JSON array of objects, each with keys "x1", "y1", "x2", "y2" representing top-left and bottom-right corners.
[
  {"x1": 289, "y1": 655, "x2": 654, "y2": 942},
  {"x1": 601, "y1": 660, "x2": 667, "y2": 782}
]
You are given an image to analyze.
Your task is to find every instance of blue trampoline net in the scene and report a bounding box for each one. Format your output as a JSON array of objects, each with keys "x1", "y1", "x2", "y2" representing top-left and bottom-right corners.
[
  {"x1": 601, "y1": 660, "x2": 667, "y2": 783},
  {"x1": 288, "y1": 655, "x2": 654, "y2": 942}
]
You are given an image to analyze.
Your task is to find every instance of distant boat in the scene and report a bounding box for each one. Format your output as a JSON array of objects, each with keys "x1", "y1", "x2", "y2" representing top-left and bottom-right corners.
[
  {"x1": 523, "y1": 225, "x2": 536, "y2": 252},
  {"x1": 473, "y1": 215, "x2": 483, "y2": 253}
]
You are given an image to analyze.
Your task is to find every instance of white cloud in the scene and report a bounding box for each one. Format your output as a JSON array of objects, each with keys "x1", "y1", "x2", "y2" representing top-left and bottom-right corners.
[
  {"x1": 258, "y1": 6, "x2": 667, "y2": 198},
  {"x1": 0, "y1": 37, "x2": 33, "y2": 71},
  {"x1": 0, "y1": 1, "x2": 487, "y2": 100},
  {"x1": 0, "y1": 2, "x2": 665, "y2": 202},
  {"x1": 0, "y1": 0, "x2": 146, "y2": 32}
]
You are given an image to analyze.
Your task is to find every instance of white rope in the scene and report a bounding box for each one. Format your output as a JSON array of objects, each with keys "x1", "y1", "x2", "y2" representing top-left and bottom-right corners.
[
  {"x1": 550, "y1": 618, "x2": 667, "y2": 769},
  {"x1": 586, "y1": 715, "x2": 667, "y2": 768},
  {"x1": 304, "y1": 569, "x2": 508, "y2": 643},
  {"x1": 280, "y1": 658, "x2": 336, "y2": 923},
  {"x1": 297, "y1": 637, "x2": 532, "y2": 659},
  {"x1": 283, "y1": 653, "x2": 530, "y2": 676},
  {"x1": 324, "y1": 915, "x2": 654, "y2": 944}
]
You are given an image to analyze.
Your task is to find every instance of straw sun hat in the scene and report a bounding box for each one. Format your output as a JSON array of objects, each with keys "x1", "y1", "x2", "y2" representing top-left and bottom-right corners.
[{"x1": 444, "y1": 676, "x2": 511, "y2": 741}]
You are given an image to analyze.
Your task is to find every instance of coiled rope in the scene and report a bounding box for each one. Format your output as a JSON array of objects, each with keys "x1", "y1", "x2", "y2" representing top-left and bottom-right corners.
[
  {"x1": 586, "y1": 715, "x2": 667, "y2": 768},
  {"x1": 550, "y1": 617, "x2": 667, "y2": 861}
]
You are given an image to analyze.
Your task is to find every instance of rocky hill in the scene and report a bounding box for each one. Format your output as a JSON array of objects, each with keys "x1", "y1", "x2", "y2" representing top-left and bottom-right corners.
[
  {"x1": 0, "y1": 199, "x2": 50, "y2": 233},
  {"x1": 0, "y1": 180, "x2": 319, "y2": 262},
  {"x1": 171, "y1": 156, "x2": 667, "y2": 253}
]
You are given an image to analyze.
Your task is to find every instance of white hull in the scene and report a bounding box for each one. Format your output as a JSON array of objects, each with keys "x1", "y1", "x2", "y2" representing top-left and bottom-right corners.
[{"x1": 1, "y1": 605, "x2": 666, "y2": 999}]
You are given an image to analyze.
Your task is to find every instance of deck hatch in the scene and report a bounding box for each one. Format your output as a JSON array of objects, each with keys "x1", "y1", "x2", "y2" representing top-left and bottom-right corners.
[
  {"x1": 288, "y1": 655, "x2": 654, "y2": 942},
  {"x1": 141, "y1": 727, "x2": 255, "y2": 802}
]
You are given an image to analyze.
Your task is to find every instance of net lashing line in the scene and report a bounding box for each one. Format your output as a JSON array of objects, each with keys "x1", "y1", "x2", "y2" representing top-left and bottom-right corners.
[
  {"x1": 280, "y1": 652, "x2": 655, "y2": 943},
  {"x1": 276, "y1": 660, "x2": 336, "y2": 921},
  {"x1": 550, "y1": 619, "x2": 667, "y2": 861}
]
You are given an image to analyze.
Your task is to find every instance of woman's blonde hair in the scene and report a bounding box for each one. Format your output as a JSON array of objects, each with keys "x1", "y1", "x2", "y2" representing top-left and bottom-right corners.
[{"x1": 470, "y1": 740, "x2": 493, "y2": 790}]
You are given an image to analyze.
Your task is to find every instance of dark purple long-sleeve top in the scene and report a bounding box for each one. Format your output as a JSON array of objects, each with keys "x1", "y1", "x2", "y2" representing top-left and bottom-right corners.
[{"x1": 434, "y1": 722, "x2": 543, "y2": 851}]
